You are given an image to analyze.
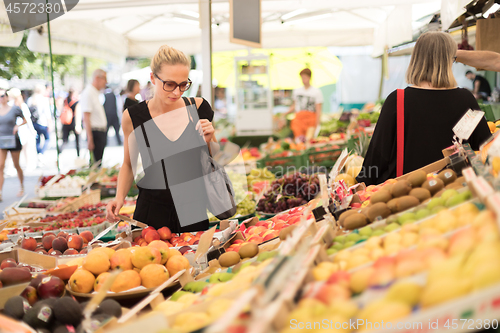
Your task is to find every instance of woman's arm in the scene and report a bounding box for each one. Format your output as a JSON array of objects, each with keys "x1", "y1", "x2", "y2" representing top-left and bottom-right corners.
[
  {"x1": 106, "y1": 110, "x2": 136, "y2": 221},
  {"x1": 456, "y1": 50, "x2": 500, "y2": 72}
]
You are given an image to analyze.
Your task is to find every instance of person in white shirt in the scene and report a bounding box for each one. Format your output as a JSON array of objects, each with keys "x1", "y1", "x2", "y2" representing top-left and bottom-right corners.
[
  {"x1": 287, "y1": 68, "x2": 323, "y2": 141},
  {"x1": 80, "y1": 69, "x2": 108, "y2": 165},
  {"x1": 28, "y1": 84, "x2": 53, "y2": 164}
]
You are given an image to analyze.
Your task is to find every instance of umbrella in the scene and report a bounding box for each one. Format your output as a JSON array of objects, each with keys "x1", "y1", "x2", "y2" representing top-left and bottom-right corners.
[{"x1": 212, "y1": 47, "x2": 343, "y2": 90}]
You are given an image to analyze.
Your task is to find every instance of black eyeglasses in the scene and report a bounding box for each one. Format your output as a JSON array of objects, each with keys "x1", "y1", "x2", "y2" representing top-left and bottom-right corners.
[
  {"x1": 453, "y1": 56, "x2": 457, "y2": 63},
  {"x1": 154, "y1": 73, "x2": 192, "y2": 92}
]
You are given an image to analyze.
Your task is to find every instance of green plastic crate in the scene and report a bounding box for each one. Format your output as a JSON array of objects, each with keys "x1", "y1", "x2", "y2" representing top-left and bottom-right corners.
[
  {"x1": 306, "y1": 145, "x2": 344, "y2": 168},
  {"x1": 256, "y1": 151, "x2": 306, "y2": 174},
  {"x1": 479, "y1": 103, "x2": 500, "y2": 122}
]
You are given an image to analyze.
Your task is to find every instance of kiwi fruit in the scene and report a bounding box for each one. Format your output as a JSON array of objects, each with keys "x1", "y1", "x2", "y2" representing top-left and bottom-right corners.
[
  {"x1": 366, "y1": 202, "x2": 391, "y2": 222},
  {"x1": 422, "y1": 178, "x2": 444, "y2": 195},
  {"x1": 370, "y1": 190, "x2": 392, "y2": 204},
  {"x1": 407, "y1": 170, "x2": 427, "y2": 188},
  {"x1": 391, "y1": 180, "x2": 412, "y2": 198},
  {"x1": 279, "y1": 225, "x2": 296, "y2": 240},
  {"x1": 455, "y1": 176, "x2": 465, "y2": 185},
  {"x1": 218, "y1": 252, "x2": 240, "y2": 267},
  {"x1": 434, "y1": 189, "x2": 445, "y2": 198},
  {"x1": 395, "y1": 195, "x2": 420, "y2": 212},
  {"x1": 386, "y1": 198, "x2": 399, "y2": 213},
  {"x1": 409, "y1": 188, "x2": 431, "y2": 202},
  {"x1": 437, "y1": 169, "x2": 457, "y2": 185},
  {"x1": 338, "y1": 209, "x2": 357, "y2": 227},
  {"x1": 381, "y1": 183, "x2": 395, "y2": 193},
  {"x1": 238, "y1": 243, "x2": 258, "y2": 259},
  {"x1": 343, "y1": 213, "x2": 368, "y2": 230}
]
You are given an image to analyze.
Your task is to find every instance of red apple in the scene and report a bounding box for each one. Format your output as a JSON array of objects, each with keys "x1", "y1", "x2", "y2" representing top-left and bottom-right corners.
[
  {"x1": 52, "y1": 237, "x2": 68, "y2": 253},
  {"x1": 158, "y1": 227, "x2": 172, "y2": 240},
  {"x1": 21, "y1": 237, "x2": 37, "y2": 251},
  {"x1": 314, "y1": 283, "x2": 351, "y2": 305},
  {"x1": 42, "y1": 234, "x2": 56, "y2": 251},
  {"x1": 37, "y1": 276, "x2": 65, "y2": 299},
  {"x1": 326, "y1": 271, "x2": 350, "y2": 288},
  {"x1": 178, "y1": 246, "x2": 192, "y2": 255},
  {"x1": 30, "y1": 274, "x2": 45, "y2": 288},
  {"x1": 21, "y1": 286, "x2": 38, "y2": 305},
  {"x1": 43, "y1": 232, "x2": 56, "y2": 238},
  {"x1": 36, "y1": 249, "x2": 48, "y2": 255},
  {"x1": 144, "y1": 230, "x2": 160, "y2": 243},
  {"x1": 141, "y1": 226, "x2": 156, "y2": 238}
]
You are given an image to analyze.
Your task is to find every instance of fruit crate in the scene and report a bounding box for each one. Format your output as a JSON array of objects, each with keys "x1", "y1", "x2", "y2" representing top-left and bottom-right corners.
[
  {"x1": 256, "y1": 151, "x2": 306, "y2": 174},
  {"x1": 305, "y1": 144, "x2": 345, "y2": 168},
  {"x1": 53, "y1": 190, "x2": 101, "y2": 213}
]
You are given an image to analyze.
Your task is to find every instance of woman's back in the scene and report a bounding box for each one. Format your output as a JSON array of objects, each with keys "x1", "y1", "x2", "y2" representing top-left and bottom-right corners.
[{"x1": 357, "y1": 87, "x2": 491, "y2": 185}]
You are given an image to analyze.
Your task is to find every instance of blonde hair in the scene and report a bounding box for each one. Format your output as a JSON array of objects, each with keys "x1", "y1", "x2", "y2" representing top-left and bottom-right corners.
[
  {"x1": 406, "y1": 31, "x2": 457, "y2": 88},
  {"x1": 151, "y1": 45, "x2": 191, "y2": 74}
]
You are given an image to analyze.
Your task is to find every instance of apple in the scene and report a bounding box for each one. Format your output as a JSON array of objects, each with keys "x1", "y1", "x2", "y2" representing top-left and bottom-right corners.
[
  {"x1": 144, "y1": 230, "x2": 160, "y2": 243},
  {"x1": 21, "y1": 286, "x2": 38, "y2": 305},
  {"x1": 37, "y1": 276, "x2": 65, "y2": 299},
  {"x1": 158, "y1": 227, "x2": 172, "y2": 240},
  {"x1": 52, "y1": 237, "x2": 68, "y2": 253},
  {"x1": 67, "y1": 235, "x2": 84, "y2": 251},
  {"x1": 57, "y1": 231, "x2": 69, "y2": 239},
  {"x1": 141, "y1": 226, "x2": 156, "y2": 238},
  {"x1": 63, "y1": 248, "x2": 79, "y2": 255},
  {"x1": 178, "y1": 246, "x2": 192, "y2": 255},
  {"x1": 80, "y1": 231, "x2": 94, "y2": 243},
  {"x1": 29, "y1": 274, "x2": 45, "y2": 288},
  {"x1": 49, "y1": 250, "x2": 62, "y2": 256},
  {"x1": 327, "y1": 271, "x2": 350, "y2": 288}
]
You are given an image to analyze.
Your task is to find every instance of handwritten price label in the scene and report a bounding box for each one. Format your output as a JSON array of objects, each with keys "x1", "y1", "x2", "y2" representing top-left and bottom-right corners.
[{"x1": 453, "y1": 110, "x2": 485, "y2": 141}]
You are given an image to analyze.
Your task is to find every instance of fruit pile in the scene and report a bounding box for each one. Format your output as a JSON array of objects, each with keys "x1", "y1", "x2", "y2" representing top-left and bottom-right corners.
[
  {"x1": 132, "y1": 226, "x2": 202, "y2": 251},
  {"x1": 329, "y1": 188, "x2": 472, "y2": 254},
  {"x1": 4, "y1": 293, "x2": 122, "y2": 333},
  {"x1": 0, "y1": 259, "x2": 46, "y2": 286},
  {"x1": 257, "y1": 172, "x2": 319, "y2": 213},
  {"x1": 67, "y1": 244, "x2": 191, "y2": 294},
  {"x1": 19, "y1": 230, "x2": 94, "y2": 256},
  {"x1": 246, "y1": 168, "x2": 275, "y2": 194},
  {"x1": 338, "y1": 169, "x2": 464, "y2": 230}
]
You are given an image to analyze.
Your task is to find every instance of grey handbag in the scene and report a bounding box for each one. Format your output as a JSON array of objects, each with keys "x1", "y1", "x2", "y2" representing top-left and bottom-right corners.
[
  {"x1": 0, "y1": 135, "x2": 16, "y2": 149},
  {"x1": 186, "y1": 97, "x2": 237, "y2": 219}
]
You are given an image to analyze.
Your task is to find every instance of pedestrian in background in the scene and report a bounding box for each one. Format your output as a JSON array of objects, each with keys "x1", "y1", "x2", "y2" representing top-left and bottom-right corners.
[
  {"x1": 7, "y1": 88, "x2": 36, "y2": 170},
  {"x1": 0, "y1": 89, "x2": 27, "y2": 200},
  {"x1": 28, "y1": 84, "x2": 52, "y2": 166},
  {"x1": 80, "y1": 69, "x2": 108, "y2": 165},
  {"x1": 124, "y1": 79, "x2": 140, "y2": 111},
  {"x1": 60, "y1": 89, "x2": 81, "y2": 157},
  {"x1": 103, "y1": 87, "x2": 122, "y2": 145}
]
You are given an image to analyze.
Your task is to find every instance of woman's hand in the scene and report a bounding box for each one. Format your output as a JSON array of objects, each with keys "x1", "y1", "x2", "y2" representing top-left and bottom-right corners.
[
  {"x1": 196, "y1": 119, "x2": 215, "y2": 143},
  {"x1": 106, "y1": 198, "x2": 124, "y2": 222},
  {"x1": 13, "y1": 125, "x2": 18, "y2": 135}
]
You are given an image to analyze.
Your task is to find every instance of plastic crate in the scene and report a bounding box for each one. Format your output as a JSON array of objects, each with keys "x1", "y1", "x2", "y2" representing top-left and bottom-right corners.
[
  {"x1": 306, "y1": 145, "x2": 344, "y2": 168},
  {"x1": 479, "y1": 103, "x2": 500, "y2": 122},
  {"x1": 256, "y1": 151, "x2": 306, "y2": 174}
]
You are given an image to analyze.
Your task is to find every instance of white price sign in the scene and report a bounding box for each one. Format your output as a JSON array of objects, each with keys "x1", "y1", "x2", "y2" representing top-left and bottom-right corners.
[{"x1": 453, "y1": 109, "x2": 485, "y2": 141}]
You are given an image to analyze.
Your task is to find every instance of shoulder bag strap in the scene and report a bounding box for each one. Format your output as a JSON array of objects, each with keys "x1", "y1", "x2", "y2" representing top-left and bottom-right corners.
[{"x1": 396, "y1": 89, "x2": 405, "y2": 177}]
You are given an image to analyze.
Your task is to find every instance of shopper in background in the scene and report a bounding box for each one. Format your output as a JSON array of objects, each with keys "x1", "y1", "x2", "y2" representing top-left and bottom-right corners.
[
  {"x1": 123, "y1": 79, "x2": 140, "y2": 111},
  {"x1": 80, "y1": 69, "x2": 108, "y2": 165},
  {"x1": 103, "y1": 87, "x2": 122, "y2": 146},
  {"x1": 60, "y1": 90, "x2": 81, "y2": 157},
  {"x1": 106, "y1": 44, "x2": 217, "y2": 233},
  {"x1": 0, "y1": 89, "x2": 27, "y2": 200},
  {"x1": 288, "y1": 68, "x2": 323, "y2": 141},
  {"x1": 140, "y1": 81, "x2": 153, "y2": 101},
  {"x1": 28, "y1": 84, "x2": 52, "y2": 166},
  {"x1": 456, "y1": 50, "x2": 500, "y2": 72},
  {"x1": 358, "y1": 31, "x2": 491, "y2": 186},
  {"x1": 7, "y1": 88, "x2": 36, "y2": 170},
  {"x1": 465, "y1": 70, "x2": 492, "y2": 100}
]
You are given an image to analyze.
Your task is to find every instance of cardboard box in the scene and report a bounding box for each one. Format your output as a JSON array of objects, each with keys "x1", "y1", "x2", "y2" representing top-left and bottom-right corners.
[
  {"x1": 0, "y1": 248, "x2": 57, "y2": 271},
  {"x1": 396, "y1": 156, "x2": 450, "y2": 181}
]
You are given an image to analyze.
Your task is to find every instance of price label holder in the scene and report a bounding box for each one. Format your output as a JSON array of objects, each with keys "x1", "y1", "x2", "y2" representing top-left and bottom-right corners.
[
  {"x1": 486, "y1": 193, "x2": 500, "y2": 227},
  {"x1": 462, "y1": 167, "x2": 477, "y2": 183},
  {"x1": 471, "y1": 177, "x2": 494, "y2": 202},
  {"x1": 328, "y1": 148, "x2": 349, "y2": 187},
  {"x1": 453, "y1": 109, "x2": 485, "y2": 142}
]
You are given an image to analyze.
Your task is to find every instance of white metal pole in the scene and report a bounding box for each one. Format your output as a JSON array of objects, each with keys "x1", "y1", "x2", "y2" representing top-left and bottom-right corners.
[{"x1": 199, "y1": 0, "x2": 213, "y2": 106}]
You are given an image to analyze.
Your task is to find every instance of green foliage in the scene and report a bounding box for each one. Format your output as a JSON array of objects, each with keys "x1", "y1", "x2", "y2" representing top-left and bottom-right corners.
[
  {"x1": 0, "y1": 31, "x2": 90, "y2": 83},
  {"x1": 318, "y1": 119, "x2": 347, "y2": 136}
]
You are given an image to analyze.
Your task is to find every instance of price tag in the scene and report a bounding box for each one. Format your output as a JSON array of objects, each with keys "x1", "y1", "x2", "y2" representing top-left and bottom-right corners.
[
  {"x1": 453, "y1": 110, "x2": 485, "y2": 141},
  {"x1": 462, "y1": 167, "x2": 477, "y2": 182},
  {"x1": 311, "y1": 225, "x2": 329, "y2": 245},
  {"x1": 328, "y1": 148, "x2": 349, "y2": 186}
]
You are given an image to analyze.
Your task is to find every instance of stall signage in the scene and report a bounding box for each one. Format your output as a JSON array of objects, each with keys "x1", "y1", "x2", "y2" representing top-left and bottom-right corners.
[{"x1": 453, "y1": 110, "x2": 485, "y2": 141}]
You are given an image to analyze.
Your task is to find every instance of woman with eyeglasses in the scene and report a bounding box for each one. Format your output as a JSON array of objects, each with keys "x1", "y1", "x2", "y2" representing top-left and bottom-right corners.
[
  {"x1": 106, "y1": 45, "x2": 217, "y2": 233},
  {"x1": 0, "y1": 89, "x2": 27, "y2": 201}
]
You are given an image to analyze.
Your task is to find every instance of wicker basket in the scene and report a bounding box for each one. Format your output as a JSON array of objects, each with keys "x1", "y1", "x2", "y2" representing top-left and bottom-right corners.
[{"x1": 53, "y1": 190, "x2": 101, "y2": 213}]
